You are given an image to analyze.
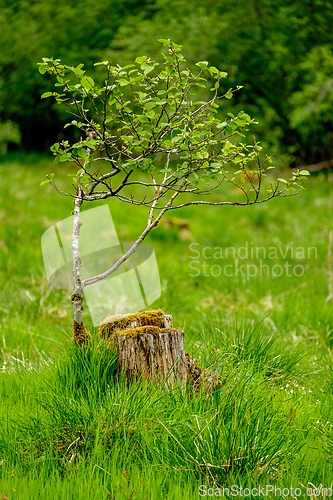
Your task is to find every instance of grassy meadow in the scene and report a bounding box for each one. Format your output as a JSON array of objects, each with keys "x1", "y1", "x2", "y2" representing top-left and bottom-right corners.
[{"x1": 0, "y1": 152, "x2": 333, "y2": 498}]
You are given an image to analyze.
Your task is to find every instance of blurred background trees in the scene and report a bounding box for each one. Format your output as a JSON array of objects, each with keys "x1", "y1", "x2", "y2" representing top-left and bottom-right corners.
[{"x1": 0, "y1": 0, "x2": 332, "y2": 167}]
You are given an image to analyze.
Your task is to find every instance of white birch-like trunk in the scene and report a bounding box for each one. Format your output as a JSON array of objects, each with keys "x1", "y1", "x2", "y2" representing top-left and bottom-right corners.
[
  {"x1": 72, "y1": 185, "x2": 91, "y2": 345},
  {"x1": 71, "y1": 187, "x2": 83, "y2": 324}
]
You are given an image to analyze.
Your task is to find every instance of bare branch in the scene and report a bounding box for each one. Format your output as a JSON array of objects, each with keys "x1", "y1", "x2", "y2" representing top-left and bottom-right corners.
[{"x1": 82, "y1": 183, "x2": 186, "y2": 288}]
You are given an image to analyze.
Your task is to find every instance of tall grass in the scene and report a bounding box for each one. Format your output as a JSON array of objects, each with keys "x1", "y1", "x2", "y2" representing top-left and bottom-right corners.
[{"x1": 1, "y1": 153, "x2": 333, "y2": 497}]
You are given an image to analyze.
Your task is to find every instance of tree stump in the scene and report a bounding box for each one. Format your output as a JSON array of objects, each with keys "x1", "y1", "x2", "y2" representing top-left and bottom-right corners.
[{"x1": 99, "y1": 309, "x2": 187, "y2": 388}]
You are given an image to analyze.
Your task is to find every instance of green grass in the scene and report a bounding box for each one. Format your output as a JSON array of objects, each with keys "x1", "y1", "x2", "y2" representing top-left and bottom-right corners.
[{"x1": 1, "y1": 152, "x2": 333, "y2": 498}]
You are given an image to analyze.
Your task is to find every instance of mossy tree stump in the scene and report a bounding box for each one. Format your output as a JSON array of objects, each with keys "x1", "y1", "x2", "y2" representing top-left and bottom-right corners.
[{"x1": 99, "y1": 309, "x2": 186, "y2": 388}]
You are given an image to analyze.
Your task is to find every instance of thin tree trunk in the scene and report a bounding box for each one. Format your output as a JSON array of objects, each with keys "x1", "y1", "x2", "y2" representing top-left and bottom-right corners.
[
  {"x1": 72, "y1": 186, "x2": 83, "y2": 323},
  {"x1": 72, "y1": 150, "x2": 92, "y2": 346}
]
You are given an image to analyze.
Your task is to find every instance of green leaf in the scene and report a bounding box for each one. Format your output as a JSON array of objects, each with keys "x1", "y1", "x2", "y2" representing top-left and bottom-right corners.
[
  {"x1": 158, "y1": 39, "x2": 171, "y2": 46},
  {"x1": 64, "y1": 120, "x2": 82, "y2": 129},
  {"x1": 78, "y1": 149, "x2": 88, "y2": 159},
  {"x1": 72, "y1": 66, "x2": 85, "y2": 76},
  {"x1": 40, "y1": 179, "x2": 50, "y2": 186},
  {"x1": 299, "y1": 170, "x2": 310, "y2": 175},
  {"x1": 38, "y1": 64, "x2": 47, "y2": 74},
  {"x1": 50, "y1": 143, "x2": 60, "y2": 153},
  {"x1": 135, "y1": 56, "x2": 147, "y2": 65},
  {"x1": 211, "y1": 82, "x2": 220, "y2": 91},
  {"x1": 141, "y1": 63, "x2": 154, "y2": 75},
  {"x1": 81, "y1": 76, "x2": 95, "y2": 91},
  {"x1": 79, "y1": 175, "x2": 90, "y2": 183},
  {"x1": 41, "y1": 92, "x2": 53, "y2": 98},
  {"x1": 118, "y1": 79, "x2": 130, "y2": 86},
  {"x1": 145, "y1": 102, "x2": 157, "y2": 111},
  {"x1": 225, "y1": 91, "x2": 233, "y2": 99},
  {"x1": 216, "y1": 121, "x2": 227, "y2": 129},
  {"x1": 277, "y1": 178, "x2": 288, "y2": 184},
  {"x1": 195, "y1": 61, "x2": 209, "y2": 69},
  {"x1": 138, "y1": 115, "x2": 150, "y2": 123}
]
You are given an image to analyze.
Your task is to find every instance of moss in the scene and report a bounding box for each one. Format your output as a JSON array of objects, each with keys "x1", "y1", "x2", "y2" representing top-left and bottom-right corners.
[
  {"x1": 73, "y1": 321, "x2": 92, "y2": 347},
  {"x1": 115, "y1": 326, "x2": 179, "y2": 338},
  {"x1": 99, "y1": 309, "x2": 165, "y2": 340}
]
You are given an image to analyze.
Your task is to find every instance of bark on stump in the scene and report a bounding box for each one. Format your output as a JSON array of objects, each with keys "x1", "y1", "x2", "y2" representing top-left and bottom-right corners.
[{"x1": 99, "y1": 309, "x2": 186, "y2": 388}]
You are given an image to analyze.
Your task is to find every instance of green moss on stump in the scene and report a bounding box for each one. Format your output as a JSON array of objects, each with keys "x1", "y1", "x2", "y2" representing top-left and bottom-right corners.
[
  {"x1": 117, "y1": 325, "x2": 179, "y2": 338},
  {"x1": 99, "y1": 309, "x2": 165, "y2": 339}
]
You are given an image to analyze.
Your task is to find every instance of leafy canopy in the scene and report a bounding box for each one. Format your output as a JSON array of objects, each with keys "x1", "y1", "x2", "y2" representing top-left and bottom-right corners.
[{"x1": 38, "y1": 40, "x2": 308, "y2": 204}]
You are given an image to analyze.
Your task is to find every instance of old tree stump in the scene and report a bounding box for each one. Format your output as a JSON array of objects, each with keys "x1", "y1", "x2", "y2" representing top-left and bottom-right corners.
[
  {"x1": 96, "y1": 309, "x2": 222, "y2": 394},
  {"x1": 99, "y1": 309, "x2": 187, "y2": 388}
]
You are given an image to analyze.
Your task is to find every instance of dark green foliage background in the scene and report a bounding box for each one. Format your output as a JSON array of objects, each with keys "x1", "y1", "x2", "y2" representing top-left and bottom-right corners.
[{"x1": 0, "y1": 0, "x2": 332, "y2": 165}]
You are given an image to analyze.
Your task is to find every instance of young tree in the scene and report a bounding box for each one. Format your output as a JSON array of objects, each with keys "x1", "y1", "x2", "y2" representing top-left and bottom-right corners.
[{"x1": 38, "y1": 39, "x2": 308, "y2": 342}]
